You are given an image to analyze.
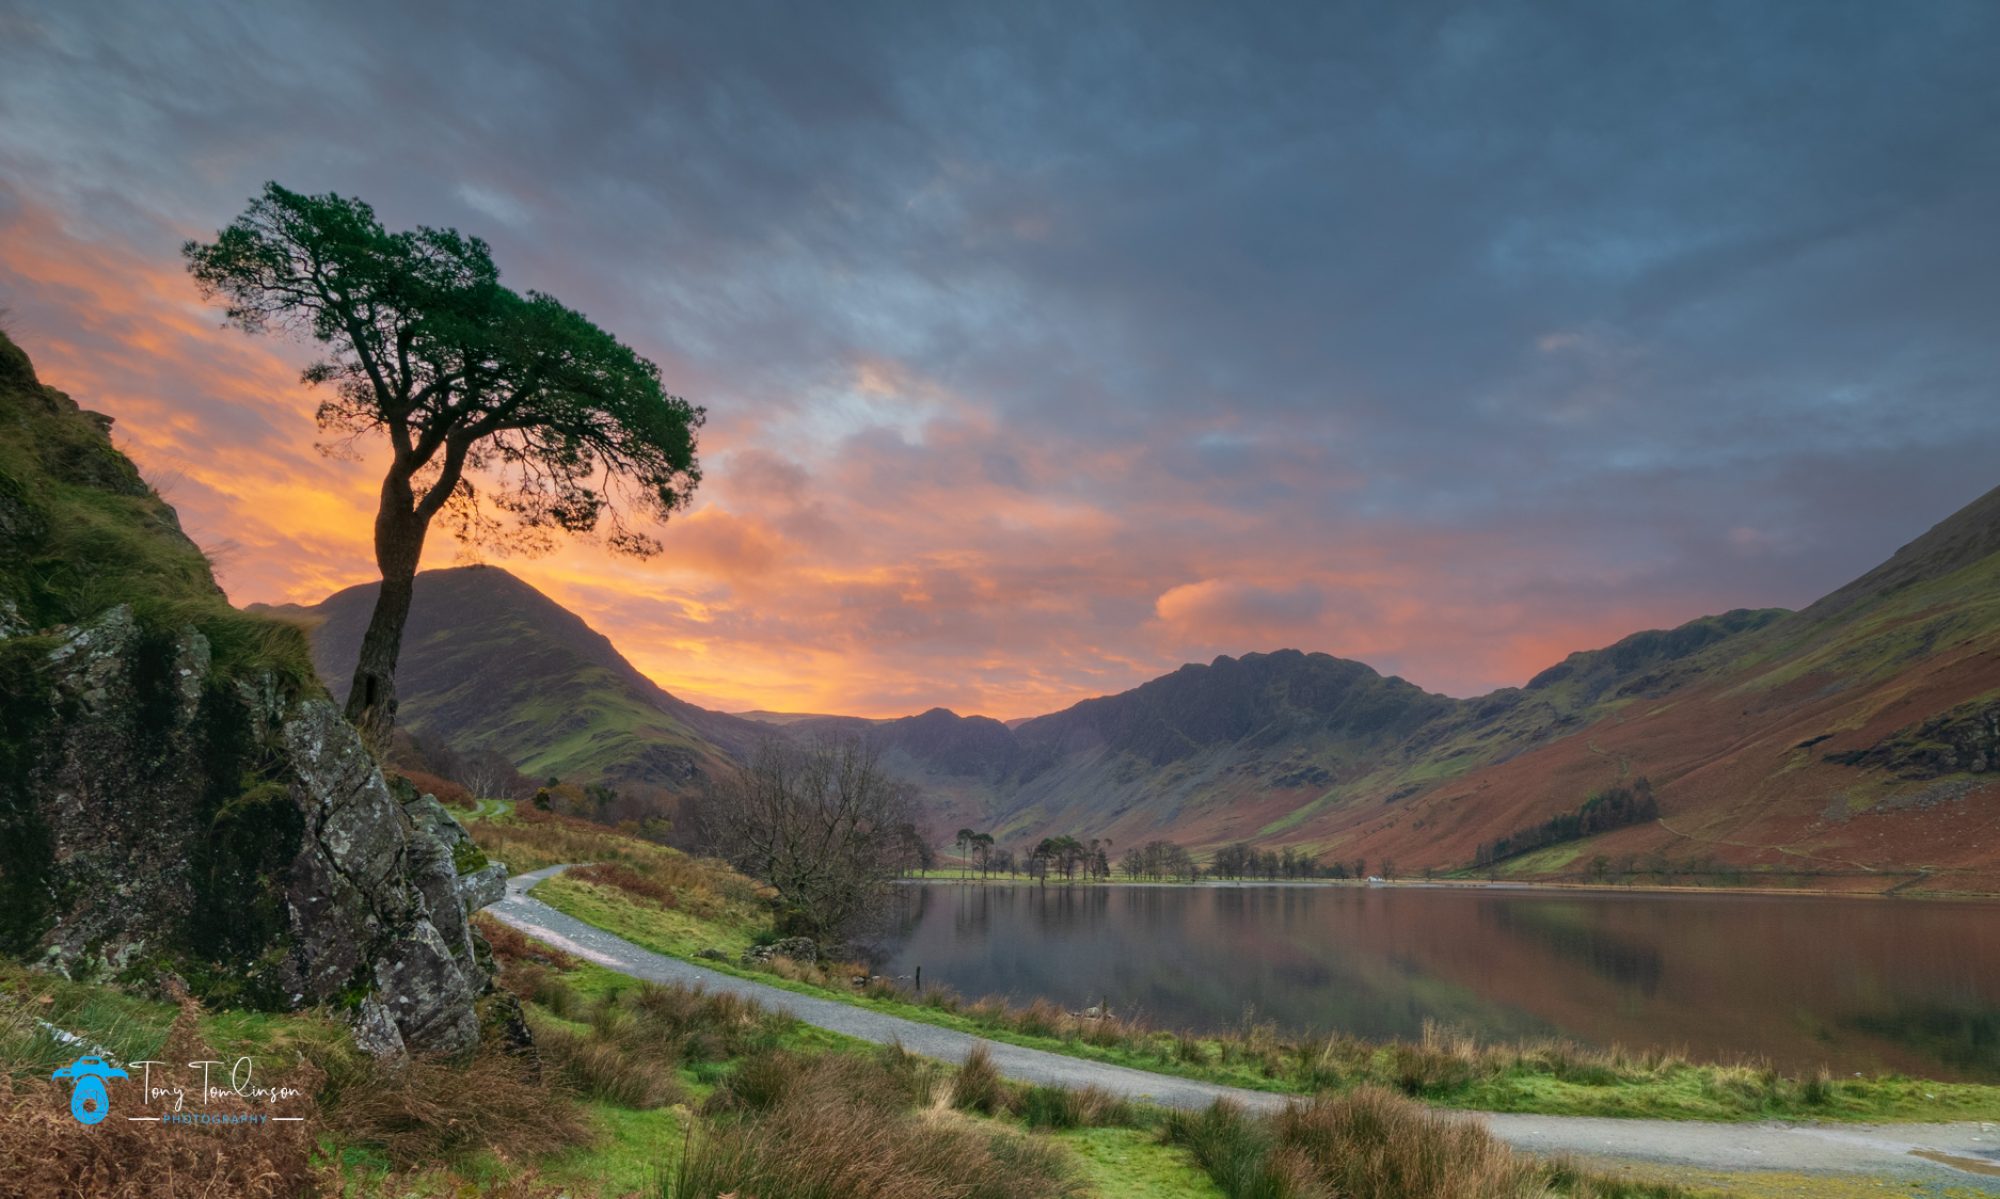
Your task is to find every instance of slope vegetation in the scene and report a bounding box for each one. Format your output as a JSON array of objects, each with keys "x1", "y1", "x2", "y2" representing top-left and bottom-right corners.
[{"x1": 264, "y1": 565, "x2": 766, "y2": 790}]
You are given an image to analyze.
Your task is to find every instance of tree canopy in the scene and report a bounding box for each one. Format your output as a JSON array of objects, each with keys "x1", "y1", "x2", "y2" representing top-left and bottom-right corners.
[{"x1": 185, "y1": 183, "x2": 703, "y2": 739}]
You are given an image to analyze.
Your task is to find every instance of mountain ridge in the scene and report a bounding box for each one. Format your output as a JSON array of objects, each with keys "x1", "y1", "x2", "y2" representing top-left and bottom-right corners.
[
  {"x1": 257, "y1": 565, "x2": 768, "y2": 790},
  {"x1": 273, "y1": 479, "x2": 2000, "y2": 892}
]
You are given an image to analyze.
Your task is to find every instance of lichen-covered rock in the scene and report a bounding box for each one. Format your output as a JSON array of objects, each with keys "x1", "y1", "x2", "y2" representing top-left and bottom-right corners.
[
  {"x1": 400, "y1": 785, "x2": 507, "y2": 923},
  {"x1": 0, "y1": 330, "x2": 498, "y2": 1059},
  {"x1": 4, "y1": 604, "x2": 499, "y2": 1057}
]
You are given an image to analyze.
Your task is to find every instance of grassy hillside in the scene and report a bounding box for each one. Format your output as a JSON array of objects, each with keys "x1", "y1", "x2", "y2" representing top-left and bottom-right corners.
[
  {"x1": 0, "y1": 330, "x2": 315, "y2": 688},
  {"x1": 769, "y1": 487, "x2": 2000, "y2": 892},
  {"x1": 1322, "y1": 511, "x2": 2000, "y2": 893},
  {"x1": 264, "y1": 565, "x2": 764, "y2": 790}
]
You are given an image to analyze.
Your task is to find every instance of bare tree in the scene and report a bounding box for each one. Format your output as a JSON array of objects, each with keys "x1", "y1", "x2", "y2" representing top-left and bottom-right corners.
[
  {"x1": 459, "y1": 748, "x2": 529, "y2": 801},
  {"x1": 705, "y1": 736, "x2": 920, "y2": 943}
]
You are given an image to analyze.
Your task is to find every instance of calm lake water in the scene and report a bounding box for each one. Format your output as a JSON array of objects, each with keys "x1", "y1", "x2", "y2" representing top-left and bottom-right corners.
[{"x1": 882, "y1": 882, "x2": 2000, "y2": 1080}]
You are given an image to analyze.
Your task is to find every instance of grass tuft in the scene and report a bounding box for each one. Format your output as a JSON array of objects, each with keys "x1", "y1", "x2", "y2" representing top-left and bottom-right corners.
[
  {"x1": 951, "y1": 1044, "x2": 1007, "y2": 1114},
  {"x1": 1165, "y1": 1088, "x2": 1693, "y2": 1199},
  {"x1": 670, "y1": 1048, "x2": 1081, "y2": 1199}
]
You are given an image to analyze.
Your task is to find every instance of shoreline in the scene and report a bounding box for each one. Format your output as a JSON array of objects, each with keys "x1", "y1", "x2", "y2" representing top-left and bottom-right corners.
[{"x1": 898, "y1": 873, "x2": 2000, "y2": 902}]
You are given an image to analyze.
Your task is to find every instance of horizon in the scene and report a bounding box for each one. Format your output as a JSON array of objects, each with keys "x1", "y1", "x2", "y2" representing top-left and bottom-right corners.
[
  {"x1": 302, "y1": 555, "x2": 1843, "y2": 727},
  {"x1": 4, "y1": 3, "x2": 1998, "y2": 719}
]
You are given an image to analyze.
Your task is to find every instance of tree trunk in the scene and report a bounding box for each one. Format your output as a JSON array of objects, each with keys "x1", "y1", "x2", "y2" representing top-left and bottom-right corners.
[{"x1": 346, "y1": 474, "x2": 427, "y2": 747}]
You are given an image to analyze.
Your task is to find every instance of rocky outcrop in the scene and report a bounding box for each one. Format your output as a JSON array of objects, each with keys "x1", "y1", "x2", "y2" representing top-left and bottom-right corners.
[
  {"x1": 6, "y1": 603, "x2": 500, "y2": 1057},
  {"x1": 1830, "y1": 698, "x2": 2000, "y2": 779},
  {"x1": 0, "y1": 329, "x2": 498, "y2": 1059}
]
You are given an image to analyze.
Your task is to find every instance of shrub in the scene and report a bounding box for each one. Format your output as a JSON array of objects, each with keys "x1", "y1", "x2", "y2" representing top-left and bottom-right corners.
[{"x1": 399, "y1": 768, "x2": 474, "y2": 810}]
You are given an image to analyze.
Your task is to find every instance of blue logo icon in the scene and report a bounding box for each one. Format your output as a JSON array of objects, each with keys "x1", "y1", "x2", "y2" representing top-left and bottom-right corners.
[{"x1": 52, "y1": 1056, "x2": 128, "y2": 1125}]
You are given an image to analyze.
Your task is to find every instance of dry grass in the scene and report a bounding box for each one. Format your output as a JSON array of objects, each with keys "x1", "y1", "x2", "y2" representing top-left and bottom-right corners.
[
  {"x1": 1014, "y1": 1083, "x2": 1135, "y2": 1130},
  {"x1": 320, "y1": 1047, "x2": 592, "y2": 1169},
  {"x1": 672, "y1": 1048, "x2": 1080, "y2": 1199},
  {"x1": 1165, "y1": 1088, "x2": 1689, "y2": 1199},
  {"x1": 0, "y1": 997, "x2": 322, "y2": 1199},
  {"x1": 534, "y1": 1020, "x2": 685, "y2": 1109},
  {"x1": 494, "y1": 922, "x2": 801, "y2": 1113},
  {"x1": 467, "y1": 809, "x2": 766, "y2": 916},
  {"x1": 950, "y1": 1044, "x2": 1006, "y2": 1114},
  {"x1": 476, "y1": 912, "x2": 582, "y2": 972},
  {"x1": 572, "y1": 861, "x2": 682, "y2": 907}
]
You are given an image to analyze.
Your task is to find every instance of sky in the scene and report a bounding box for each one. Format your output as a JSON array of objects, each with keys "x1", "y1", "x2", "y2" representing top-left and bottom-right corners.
[{"x1": 2, "y1": 2, "x2": 1997, "y2": 720}]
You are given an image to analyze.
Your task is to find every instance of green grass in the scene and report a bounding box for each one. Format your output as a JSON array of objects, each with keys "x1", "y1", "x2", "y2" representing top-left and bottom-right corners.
[
  {"x1": 1059, "y1": 1127, "x2": 1225, "y2": 1198},
  {"x1": 13, "y1": 906, "x2": 1991, "y2": 1199},
  {"x1": 0, "y1": 960, "x2": 355, "y2": 1079},
  {"x1": 538, "y1": 874, "x2": 764, "y2": 959},
  {"x1": 544, "y1": 1100, "x2": 682, "y2": 1196},
  {"x1": 502, "y1": 930, "x2": 1231, "y2": 1198}
]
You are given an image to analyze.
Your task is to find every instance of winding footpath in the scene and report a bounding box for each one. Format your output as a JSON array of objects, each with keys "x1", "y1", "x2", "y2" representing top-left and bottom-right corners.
[{"x1": 489, "y1": 866, "x2": 2000, "y2": 1187}]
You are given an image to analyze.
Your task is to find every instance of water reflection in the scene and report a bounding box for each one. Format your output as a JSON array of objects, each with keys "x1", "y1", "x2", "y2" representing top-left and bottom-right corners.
[{"x1": 883, "y1": 883, "x2": 2000, "y2": 1079}]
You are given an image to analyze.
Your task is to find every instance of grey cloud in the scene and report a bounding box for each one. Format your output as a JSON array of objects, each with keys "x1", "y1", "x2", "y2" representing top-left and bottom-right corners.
[{"x1": 2, "y1": 0, "x2": 1997, "y2": 704}]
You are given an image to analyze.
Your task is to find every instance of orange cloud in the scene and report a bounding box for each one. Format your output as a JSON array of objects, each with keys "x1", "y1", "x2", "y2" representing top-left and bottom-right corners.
[{"x1": 1, "y1": 196, "x2": 1746, "y2": 722}]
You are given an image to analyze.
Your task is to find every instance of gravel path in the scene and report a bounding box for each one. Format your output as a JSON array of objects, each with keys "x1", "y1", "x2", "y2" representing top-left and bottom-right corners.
[{"x1": 488, "y1": 866, "x2": 2000, "y2": 1186}]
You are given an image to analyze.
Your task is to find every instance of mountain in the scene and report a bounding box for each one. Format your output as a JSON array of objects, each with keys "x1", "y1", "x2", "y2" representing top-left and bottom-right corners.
[
  {"x1": 763, "y1": 488, "x2": 2000, "y2": 892},
  {"x1": 273, "y1": 479, "x2": 2000, "y2": 893},
  {"x1": 818, "y1": 612, "x2": 1795, "y2": 851},
  {"x1": 259, "y1": 566, "x2": 766, "y2": 791}
]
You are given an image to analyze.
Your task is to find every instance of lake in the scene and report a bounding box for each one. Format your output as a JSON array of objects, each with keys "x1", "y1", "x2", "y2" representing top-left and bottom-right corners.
[{"x1": 882, "y1": 882, "x2": 2000, "y2": 1080}]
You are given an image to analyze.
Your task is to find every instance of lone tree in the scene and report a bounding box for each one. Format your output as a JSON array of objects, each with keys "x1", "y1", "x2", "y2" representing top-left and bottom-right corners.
[{"x1": 185, "y1": 184, "x2": 703, "y2": 742}]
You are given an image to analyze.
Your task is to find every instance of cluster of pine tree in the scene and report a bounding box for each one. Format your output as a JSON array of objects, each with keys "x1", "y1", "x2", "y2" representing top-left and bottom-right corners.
[
  {"x1": 1207, "y1": 842, "x2": 1331, "y2": 879},
  {"x1": 1472, "y1": 779, "x2": 1659, "y2": 868}
]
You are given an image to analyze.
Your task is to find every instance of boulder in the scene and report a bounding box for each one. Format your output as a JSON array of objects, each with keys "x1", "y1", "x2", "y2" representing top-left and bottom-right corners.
[{"x1": 740, "y1": 936, "x2": 819, "y2": 966}]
